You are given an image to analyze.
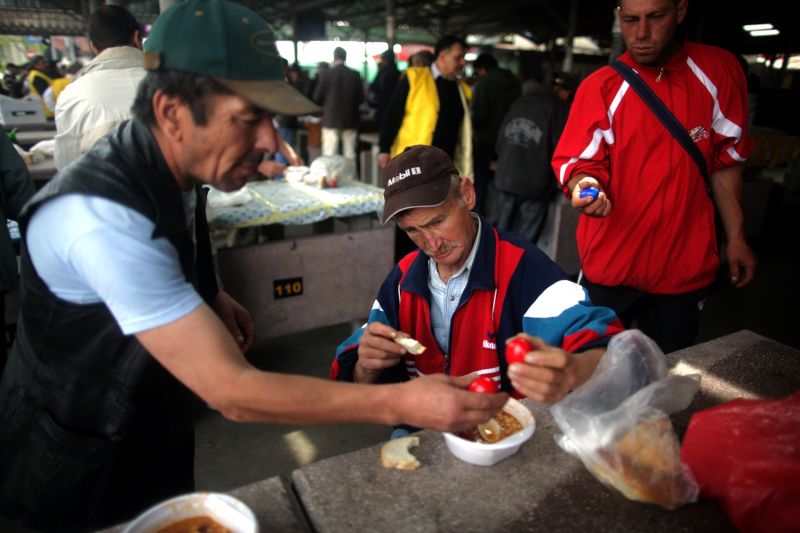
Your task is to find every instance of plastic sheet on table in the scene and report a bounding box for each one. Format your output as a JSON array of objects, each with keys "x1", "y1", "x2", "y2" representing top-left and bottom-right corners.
[{"x1": 206, "y1": 179, "x2": 384, "y2": 230}]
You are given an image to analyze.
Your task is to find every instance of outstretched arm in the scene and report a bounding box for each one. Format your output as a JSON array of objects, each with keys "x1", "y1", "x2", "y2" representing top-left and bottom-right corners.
[{"x1": 136, "y1": 304, "x2": 507, "y2": 432}]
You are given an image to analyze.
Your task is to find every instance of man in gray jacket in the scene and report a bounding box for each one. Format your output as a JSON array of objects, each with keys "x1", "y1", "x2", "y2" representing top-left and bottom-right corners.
[
  {"x1": 54, "y1": 5, "x2": 146, "y2": 168},
  {"x1": 493, "y1": 79, "x2": 568, "y2": 242}
]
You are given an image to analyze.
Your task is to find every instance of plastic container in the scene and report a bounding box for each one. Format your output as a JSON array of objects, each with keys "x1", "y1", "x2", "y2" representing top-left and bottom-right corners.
[
  {"x1": 442, "y1": 398, "x2": 535, "y2": 466},
  {"x1": 123, "y1": 492, "x2": 257, "y2": 533}
]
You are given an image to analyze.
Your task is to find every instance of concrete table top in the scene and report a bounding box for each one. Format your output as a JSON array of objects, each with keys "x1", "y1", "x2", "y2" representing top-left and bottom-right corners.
[{"x1": 291, "y1": 330, "x2": 799, "y2": 533}]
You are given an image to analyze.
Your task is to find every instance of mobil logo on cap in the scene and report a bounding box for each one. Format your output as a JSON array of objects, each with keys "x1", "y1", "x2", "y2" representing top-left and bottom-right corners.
[{"x1": 387, "y1": 166, "x2": 421, "y2": 187}]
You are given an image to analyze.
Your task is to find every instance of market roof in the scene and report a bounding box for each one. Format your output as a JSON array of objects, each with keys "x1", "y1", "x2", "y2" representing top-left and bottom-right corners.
[{"x1": 0, "y1": 0, "x2": 798, "y2": 57}]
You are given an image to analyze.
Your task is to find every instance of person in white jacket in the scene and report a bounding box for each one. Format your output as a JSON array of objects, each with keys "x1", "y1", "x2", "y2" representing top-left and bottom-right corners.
[{"x1": 54, "y1": 5, "x2": 146, "y2": 169}]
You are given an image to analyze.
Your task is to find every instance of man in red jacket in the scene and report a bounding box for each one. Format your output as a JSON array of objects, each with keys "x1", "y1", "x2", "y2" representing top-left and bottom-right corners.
[{"x1": 551, "y1": 0, "x2": 757, "y2": 353}]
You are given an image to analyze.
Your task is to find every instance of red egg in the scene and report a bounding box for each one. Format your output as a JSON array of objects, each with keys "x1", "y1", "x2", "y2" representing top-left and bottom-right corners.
[
  {"x1": 506, "y1": 337, "x2": 534, "y2": 365},
  {"x1": 468, "y1": 376, "x2": 499, "y2": 394}
]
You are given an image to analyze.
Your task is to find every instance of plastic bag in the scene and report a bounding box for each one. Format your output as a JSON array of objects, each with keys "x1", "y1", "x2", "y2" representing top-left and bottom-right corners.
[
  {"x1": 681, "y1": 393, "x2": 800, "y2": 533},
  {"x1": 304, "y1": 155, "x2": 355, "y2": 188},
  {"x1": 551, "y1": 330, "x2": 701, "y2": 510}
]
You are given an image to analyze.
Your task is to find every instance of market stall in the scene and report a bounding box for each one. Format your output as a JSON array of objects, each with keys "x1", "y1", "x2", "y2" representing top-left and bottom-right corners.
[{"x1": 207, "y1": 178, "x2": 393, "y2": 339}]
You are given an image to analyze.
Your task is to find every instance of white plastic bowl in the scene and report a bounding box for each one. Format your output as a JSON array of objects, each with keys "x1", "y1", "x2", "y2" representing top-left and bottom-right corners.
[
  {"x1": 443, "y1": 397, "x2": 535, "y2": 466},
  {"x1": 123, "y1": 492, "x2": 257, "y2": 533}
]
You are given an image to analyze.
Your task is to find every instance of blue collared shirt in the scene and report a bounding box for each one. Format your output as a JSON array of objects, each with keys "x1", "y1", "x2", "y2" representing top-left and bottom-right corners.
[{"x1": 428, "y1": 213, "x2": 481, "y2": 354}]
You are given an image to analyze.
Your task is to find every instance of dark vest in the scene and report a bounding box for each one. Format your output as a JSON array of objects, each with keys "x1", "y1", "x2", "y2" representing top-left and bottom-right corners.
[{"x1": 0, "y1": 119, "x2": 218, "y2": 532}]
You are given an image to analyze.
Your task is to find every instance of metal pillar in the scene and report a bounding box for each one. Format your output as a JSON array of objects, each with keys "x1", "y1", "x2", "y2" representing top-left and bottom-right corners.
[
  {"x1": 385, "y1": 0, "x2": 396, "y2": 47},
  {"x1": 292, "y1": 13, "x2": 299, "y2": 66},
  {"x1": 561, "y1": 0, "x2": 578, "y2": 73}
]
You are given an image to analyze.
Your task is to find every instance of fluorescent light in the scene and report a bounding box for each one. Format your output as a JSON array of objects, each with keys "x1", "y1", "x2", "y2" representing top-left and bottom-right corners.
[
  {"x1": 465, "y1": 52, "x2": 478, "y2": 61},
  {"x1": 743, "y1": 23, "x2": 773, "y2": 31},
  {"x1": 750, "y1": 29, "x2": 780, "y2": 37}
]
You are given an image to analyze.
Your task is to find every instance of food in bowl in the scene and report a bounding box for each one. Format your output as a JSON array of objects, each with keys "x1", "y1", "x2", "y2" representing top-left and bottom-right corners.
[
  {"x1": 157, "y1": 516, "x2": 230, "y2": 533},
  {"x1": 443, "y1": 398, "x2": 535, "y2": 466},
  {"x1": 456, "y1": 410, "x2": 524, "y2": 444},
  {"x1": 122, "y1": 493, "x2": 256, "y2": 533}
]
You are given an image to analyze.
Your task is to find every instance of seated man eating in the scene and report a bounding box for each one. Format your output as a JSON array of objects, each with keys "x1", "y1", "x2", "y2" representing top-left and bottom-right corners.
[{"x1": 331, "y1": 145, "x2": 624, "y2": 404}]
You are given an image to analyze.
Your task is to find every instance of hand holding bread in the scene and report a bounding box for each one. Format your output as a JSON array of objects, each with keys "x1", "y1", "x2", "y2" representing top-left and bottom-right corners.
[{"x1": 355, "y1": 324, "x2": 421, "y2": 383}]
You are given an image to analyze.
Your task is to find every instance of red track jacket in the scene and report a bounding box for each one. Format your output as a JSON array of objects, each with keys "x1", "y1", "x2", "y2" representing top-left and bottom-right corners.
[{"x1": 552, "y1": 42, "x2": 753, "y2": 294}]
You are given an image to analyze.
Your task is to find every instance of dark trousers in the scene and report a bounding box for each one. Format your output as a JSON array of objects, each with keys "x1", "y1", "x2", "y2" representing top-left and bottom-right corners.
[
  {"x1": 473, "y1": 152, "x2": 494, "y2": 216},
  {"x1": 581, "y1": 278, "x2": 709, "y2": 354},
  {"x1": 492, "y1": 189, "x2": 549, "y2": 243}
]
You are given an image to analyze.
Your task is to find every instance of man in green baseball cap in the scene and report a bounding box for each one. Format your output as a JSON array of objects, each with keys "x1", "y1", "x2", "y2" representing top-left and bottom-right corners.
[{"x1": 0, "y1": 1, "x2": 506, "y2": 530}]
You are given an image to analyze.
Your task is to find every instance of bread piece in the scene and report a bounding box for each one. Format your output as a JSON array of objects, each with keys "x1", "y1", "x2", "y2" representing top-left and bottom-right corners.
[
  {"x1": 589, "y1": 417, "x2": 688, "y2": 510},
  {"x1": 380, "y1": 436, "x2": 421, "y2": 470},
  {"x1": 394, "y1": 332, "x2": 426, "y2": 355}
]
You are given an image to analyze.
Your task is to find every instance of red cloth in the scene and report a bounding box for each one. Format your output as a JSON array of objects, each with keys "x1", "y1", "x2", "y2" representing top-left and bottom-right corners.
[{"x1": 681, "y1": 393, "x2": 800, "y2": 533}]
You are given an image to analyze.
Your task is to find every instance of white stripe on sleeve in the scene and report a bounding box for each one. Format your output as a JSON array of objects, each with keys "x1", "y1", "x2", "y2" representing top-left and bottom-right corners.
[
  {"x1": 524, "y1": 280, "x2": 587, "y2": 319},
  {"x1": 686, "y1": 56, "x2": 746, "y2": 161}
]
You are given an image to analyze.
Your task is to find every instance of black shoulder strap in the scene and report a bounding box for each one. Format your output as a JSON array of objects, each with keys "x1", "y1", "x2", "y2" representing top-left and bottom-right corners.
[{"x1": 611, "y1": 60, "x2": 711, "y2": 194}]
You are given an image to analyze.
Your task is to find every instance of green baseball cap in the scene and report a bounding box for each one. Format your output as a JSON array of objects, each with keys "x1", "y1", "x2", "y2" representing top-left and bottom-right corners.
[{"x1": 144, "y1": 0, "x2": 319, "y2": 116}]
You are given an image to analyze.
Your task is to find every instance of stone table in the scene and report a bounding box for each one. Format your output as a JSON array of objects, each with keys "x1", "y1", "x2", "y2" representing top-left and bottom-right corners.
[{"x1": 290, "y1": 330, "x2": 799, "y2": 533}]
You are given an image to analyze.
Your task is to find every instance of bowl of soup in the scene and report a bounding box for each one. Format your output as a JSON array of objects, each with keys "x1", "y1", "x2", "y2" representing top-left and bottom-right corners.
[
  {"x1": 442, "y1": 397, "x2": 535, "y2": 466},
  {"x1": 123, "y1": 492, "x2": 257, "y2": 533}
]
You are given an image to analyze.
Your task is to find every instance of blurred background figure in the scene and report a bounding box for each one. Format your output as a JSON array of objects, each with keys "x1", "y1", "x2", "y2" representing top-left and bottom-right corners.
[
  {"x1": 53, "y1": 4, "x2": 145, "y2": 169},
  {"x1": 493, "y1": 73, "x2": 568, "y2": 242},
  {"x1": 0, "y1": 131, "x2": 36, "y2": 377},
  {"x1": 551, "y1": 72, "x2": 577, "y2": 107},
  {"x1": 313, "y1": 47, "x2": 363, "y2": 166},
  {"x1": 42, "y1": 61, "x2": 80, "y2": 114},
  {"x1": 274, "y1": 62, "x2": 309, "y2": 165},
  {"x1": 471, "y1": 52, "x2": 520, "y2": 216},
  {"x1": 25, "y1": 55, "x2": 54, "y2": 118},
  {"x1": 368, "y1": 49, "x2": 400, "y2": 131},
  {"x1": 1, "y1": 63, "x2": 24, "y2": 98},
  {"x1": 409, "y1": 50, "x2": 434, "y2": 68}
]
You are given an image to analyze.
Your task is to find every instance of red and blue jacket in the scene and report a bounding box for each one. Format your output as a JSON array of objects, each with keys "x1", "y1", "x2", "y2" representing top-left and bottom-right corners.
[{"x1": 331, "y1": 217, "x2": 623, "y2": 394}]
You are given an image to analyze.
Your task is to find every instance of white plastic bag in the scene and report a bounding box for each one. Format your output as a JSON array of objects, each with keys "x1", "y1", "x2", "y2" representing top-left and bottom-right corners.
[
  {"x1": 551, "y1": 330, "x2": 701, "y2": 510},
  {"x1": 306, "y1": 155, "x2": 355, "y2": 188}
]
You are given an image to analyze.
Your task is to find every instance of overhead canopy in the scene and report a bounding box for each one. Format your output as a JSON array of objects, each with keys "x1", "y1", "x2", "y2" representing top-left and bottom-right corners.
[{"x1": 0, "y1": 0, "x2": 798, "y2": 57}]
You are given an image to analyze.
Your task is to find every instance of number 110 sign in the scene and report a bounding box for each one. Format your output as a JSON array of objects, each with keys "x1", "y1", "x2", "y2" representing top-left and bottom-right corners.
[{"x1": 273, "y1": 277, "x2": 304, "y2": 299}]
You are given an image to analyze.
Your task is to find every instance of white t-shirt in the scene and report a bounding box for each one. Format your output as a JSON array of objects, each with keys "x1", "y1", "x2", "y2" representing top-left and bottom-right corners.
[{"x1": 26, "y1": 193, "x2": 204, "y2": 335}]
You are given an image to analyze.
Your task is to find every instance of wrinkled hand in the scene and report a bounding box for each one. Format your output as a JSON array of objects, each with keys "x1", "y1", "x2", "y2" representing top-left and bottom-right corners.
[
  {"x1": 396, "y1": 374, "x2": 508, "y2": 432},
  {"x1": 258, "y1": 159, "x2": 287, "y2": 178},
  {"x1": 571, "y1": 177, "x2": 613, "y2": 217},
  {"x1": 213, "y1": 290, "x2": 255, "y2": 353},
  {"x1": 377, "y1": 153, "x2": 390, "y2": 169},
  {"x1": 355, "y1": 322, "x2": 407, "y2": 383},
  {"x1": 506, "y1": 334, "x2": 602, "y2": 403},
  {"x1": 725, "y1": 239, "x2": 757, "y2": 288}
]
